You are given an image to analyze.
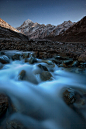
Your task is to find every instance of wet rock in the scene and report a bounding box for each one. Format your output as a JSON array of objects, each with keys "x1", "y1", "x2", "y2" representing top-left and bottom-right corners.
[
  {"x1": 0, "y1": 93, "x2": 8, "y2": 117},
  {"x1": 40, "y1": 71, "x2": 52, "y2": 81},
  {"x1": 22, "y1": 52, "x2": 29, "y2": 59},
  {"x1": 55, "y1": 55, "x2": 69, "y2": 60},
  {"x1": 0, "y1": 51, "x2": 5, "y2": 55},
  {"x1": 18, "y1": 70, "x2": 26, "y2": 80},
  {"x1": 39, "y1": 52, "x2": 47, "y2": 59},
  {"x1": 78, "y1": 54, "x2": 86, "y2": 62},
  {"x1": 28, "y1": 56, "x2": 37, "y2": 64},
  {"x1": 74, "y1": 98, "x2": 86, "y2": 109},
  {"x1": 63, "y1": 88, "x2": 76, "y2": 105},
  {"x1": 42, "y1": 60, "x2": 55, "y2": 70},
  {"x1": 75, "y1": 68, "x2": 85, "y2": 74},
  {"x1": 0, "y1": 63, "x2": 3, "y2": 69},
  {"x1": 52, "y1": 59, "x2": 62, "y2": 65},
  {"x1": 12, "y1": 54, "x2": 21, "y2": 60},
  {"x1": 63, "y1": 59, "x2": 73, "y2": 66},
  {"x1": 72, "y1": 61, "x2": 79, "y2": 67},
  {"x1": 63, "y1": 88, "x2": 86, "y2": 109},
  {"x1": 43, "y1": 60, "x2": 53, "y2": 65},
  {"x1": 80, "y1": 62, "x2": 86, "y2": 68},
  {"x1": 29, "y1": 53, "x2": 35, "y2": 58},
  {"x1": 38, "y1": 64, "x2": 48, "y2": 71},
  {"x1": 6, "y1": 120, "x2": 27, "y2": 129},
  {"x1": 0, "y1": 55, "x2": 10, "y2": 64}
]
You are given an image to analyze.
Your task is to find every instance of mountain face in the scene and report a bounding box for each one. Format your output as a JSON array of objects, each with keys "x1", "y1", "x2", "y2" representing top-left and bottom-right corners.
[
  {"x1": 0, "y1": 18, "x2": 29, "y2": 51},
  {"x1": 0, "y1": 18, "x2": 19, "y2": 33},
  {"x1": 46, "y1": 16, "x2": 86, "y2": 42},
  {"x1": 17, "y1": 19, "x2": 74, "y2": 39}
]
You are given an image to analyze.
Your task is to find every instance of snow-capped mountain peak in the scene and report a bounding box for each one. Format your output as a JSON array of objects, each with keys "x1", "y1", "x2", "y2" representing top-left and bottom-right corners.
[
  {"x1": 17, "y1": 19, "x2": 75, "y2": 39},
  {"x1": 24, "y1": 19, "x2": 32, "y2": 24},
  {"x1": 22, "y1": 19, "x2": 33, "y2": 28}
]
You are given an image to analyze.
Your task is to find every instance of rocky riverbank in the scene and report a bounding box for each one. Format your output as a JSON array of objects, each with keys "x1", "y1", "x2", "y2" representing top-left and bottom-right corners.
[{"x1": 0, "y1": 39, "x2": 86, "y2": 63}]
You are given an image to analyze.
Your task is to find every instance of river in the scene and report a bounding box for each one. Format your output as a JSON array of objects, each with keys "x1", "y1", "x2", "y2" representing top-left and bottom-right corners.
[{"x1": 0, "y1": 50, "x2": 86, "y2": 129}]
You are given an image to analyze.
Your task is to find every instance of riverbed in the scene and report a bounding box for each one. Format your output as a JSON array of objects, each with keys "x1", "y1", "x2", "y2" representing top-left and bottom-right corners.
[{"x1": 0, "y1": 50, "x2": 86, "y2": 129}]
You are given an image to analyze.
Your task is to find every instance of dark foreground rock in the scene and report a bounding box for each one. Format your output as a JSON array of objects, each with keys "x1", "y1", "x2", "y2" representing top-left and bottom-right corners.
[
  {"x1": 0, "y1": 93, "x2": 8, "y2": 117},
  {"x1": 6, "y1": 120, "x2": 27, "y2": 129},
  {"x1": 38, "y1": 64, "x2": 48, "y2": 71},
  {"x1": 63, "y1": 88, "x2": 86, "y2": 109},
  {"x1": 78, "y1": 53, "x2": 86, "y2": 62},
  {"x1": 0, "y1": 55, "x2": 10, "y2": 64}
]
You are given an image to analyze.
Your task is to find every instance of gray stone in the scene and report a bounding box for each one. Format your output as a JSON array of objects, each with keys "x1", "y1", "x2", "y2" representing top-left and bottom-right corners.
[
  {"x1": 0, "y1": 55, "x2": 10, "y2": 64},
  {"x1": 40, "y1": 71, "x2": 52, "y2": 81},
  {"x1": 6, "y1": 120, "x2": 27, "y2": 129},
  {"x1": 63, "y1": 88, "x2": 76, "y2": 105},
  {"x1": 22, "y1": 52, "x2": 29, "y2": 59},
  {"x1": 38, "y1": 64, "x2": 48, "y2": 71},
  {"x1": 18, "y1": 70, "x2": 26, "y2": 80},
  {"x1": 29, "y1": 56, "x2": 37, "y2": 64},
  {"x1": 0, "y1": 93, "x2": 8, "y2": 116},
  {"x1": 12, "y1": 54, "x2": 21, "y2": 60}
]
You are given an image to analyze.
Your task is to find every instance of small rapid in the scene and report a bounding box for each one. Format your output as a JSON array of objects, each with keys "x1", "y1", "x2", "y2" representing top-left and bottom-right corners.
[{"x1": 0, "y1": 50, "x2": 86, "y2": 129}]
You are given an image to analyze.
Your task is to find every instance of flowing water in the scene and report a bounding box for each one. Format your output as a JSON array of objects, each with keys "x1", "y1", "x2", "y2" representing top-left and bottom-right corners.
[{"x1": 0, "y1": 50, "x2": 86, "y2": 129}]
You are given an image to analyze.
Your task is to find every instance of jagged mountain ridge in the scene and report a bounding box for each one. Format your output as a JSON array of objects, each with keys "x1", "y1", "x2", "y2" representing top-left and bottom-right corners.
[
  {"x1": 17, "y1": 19, "x2": 75, "y2": 39},
  {"x1": 0, "y1": 18, "x2": 19, "y2": 33},
  {"x1": 46, "y1": 16, "x2": 86, "y2": 42}
]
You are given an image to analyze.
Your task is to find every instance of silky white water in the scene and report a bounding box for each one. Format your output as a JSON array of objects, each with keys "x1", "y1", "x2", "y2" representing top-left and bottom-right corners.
[{"x1": 0, "y1": 50, "x2": 86, "y2": 129}]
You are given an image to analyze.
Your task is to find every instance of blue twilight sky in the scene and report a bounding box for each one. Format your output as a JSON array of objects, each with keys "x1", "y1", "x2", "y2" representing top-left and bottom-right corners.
[{"x1": 0, "y1": 0, "x2": 86, "y2": 28}]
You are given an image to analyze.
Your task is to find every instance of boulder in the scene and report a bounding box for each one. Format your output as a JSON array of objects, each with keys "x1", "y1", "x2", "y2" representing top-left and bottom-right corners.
[
  {"x1": 40, "y1": 71, "x2": 52, "y2": 81},
  {"x1": 28, "y1": 56, "x2": 37, "y2": 64},
  {"x1": 52, "y1": 59, "x2": 62, "y2": 65},
  {"x1": 6, "y1": 120, "x2": 27, "y2": 129},
  {"x1": 63, "y1": 59, "x2": 73, "y2": 65},
  {"x1": 0, "y1": 55, "x2": 10, "y2": 64},
  {"x1": 55, "y1": 55, "x2": 69, "y2": 60},
  {"x1": 63, "y1": 88, "x2": 86, "y2": 109},
  {"x1": 0, "y1": 63, "x2": 3, "y2": 69},
  {"x1": 78, "y1": 54, "x2": 86, "y2": 62},
  {"x1": 63, "y1": 88, "x2": 76, "y2": 105},
  {"x1": 0, "y1": 93, "x2": 8, "y2": 117},
  {"x1": 22, "y1": 52, "x2": 30, "y2": 59},
  {"x1": 72, "y1": 61, "x2": 79, "y2": 67},
  {"x1": 18, "y1": 70, "x2": 26, "y2": 80},
  {"x1": 38, "y1": 64, "x2": 48, "y2": 71},
  {"x1": 12, "y1": 54, "x2": 21, "y2": 60},
  {"x1": 43, "y1": 60, "x2": 53, "y2": 65}
]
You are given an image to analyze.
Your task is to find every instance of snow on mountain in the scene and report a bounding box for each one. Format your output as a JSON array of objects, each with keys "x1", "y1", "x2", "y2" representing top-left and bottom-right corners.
[
  {"x1": 49, "y1": 20, "x2": 75, "y2": 36},
  {"x1": 17, "y1": 19, "x2": 75, "y2": 39}
]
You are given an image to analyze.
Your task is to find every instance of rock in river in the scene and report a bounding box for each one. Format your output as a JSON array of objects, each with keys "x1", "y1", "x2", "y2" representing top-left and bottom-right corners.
[
  {"x1": 63, "y1": 88, "x2": 76, "y2": 105},
  {"x1": 6, "y1": 120, "x2": 27, "y2": 129},
  {"x1": 38, "y1": 64, "x2": 48, "y2": 71},
  {"x1": 0, "y1": 55, "x2": 10, "y2": 64},
  {"x1": 78, "y1": 54, "x2": 86, "y2": 62},
  {"x1": 40, "y1": 71, "x2": 52, "y2": 81},
  {"x1": 12, "y1": 54, "x2": 21, "y2": 60},
  {"x1": 0, "y1": 93, "x2": 8, "y2": 117},
  {"x1": 18, "y1": 70, "x2": 26, "y2": 80}
]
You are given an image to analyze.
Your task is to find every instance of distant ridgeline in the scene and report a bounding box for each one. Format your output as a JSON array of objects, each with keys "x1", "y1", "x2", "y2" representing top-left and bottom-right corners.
[{"x1": 45, "y1": 16, "x2": 86, "y2": 42}]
